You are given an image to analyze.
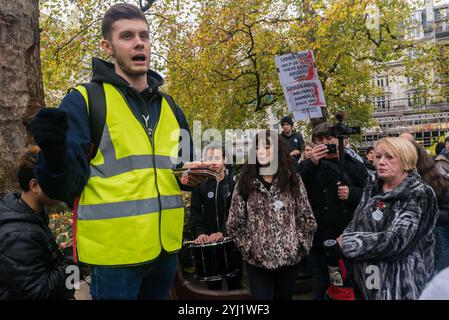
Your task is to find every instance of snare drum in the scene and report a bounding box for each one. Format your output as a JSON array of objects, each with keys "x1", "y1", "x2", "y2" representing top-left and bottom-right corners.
[{"x1": 187, "y1": 237, "x2": 239, "y2": 281}]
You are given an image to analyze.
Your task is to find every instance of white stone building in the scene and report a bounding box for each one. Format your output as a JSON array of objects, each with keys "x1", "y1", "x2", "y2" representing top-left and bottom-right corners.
[{"x1": 363, "y1": 0, "x2": 449, "y2": 148}]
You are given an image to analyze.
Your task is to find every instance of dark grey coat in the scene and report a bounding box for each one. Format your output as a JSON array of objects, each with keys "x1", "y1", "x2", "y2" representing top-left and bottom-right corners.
[{"x1": 342, "y1": 171, "x2": 438, "y2": 300}]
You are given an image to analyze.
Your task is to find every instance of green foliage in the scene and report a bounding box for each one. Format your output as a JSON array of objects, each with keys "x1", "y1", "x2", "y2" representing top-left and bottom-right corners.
[
  {"x1": 162, "y1": 0, "x2": 446, "y2": 131},
  {"x1": 180, "y1": 191, "x2": 195, "y2": 273},
  {"x1": 39, "y1": 0, "x2": 449, "y2": 134},
  {"x1": 39, "y1": 0, "x2": 108, "y2": 106},
  {"x1": 48, "y1": 211, "x2": 72, "y2": 245}
]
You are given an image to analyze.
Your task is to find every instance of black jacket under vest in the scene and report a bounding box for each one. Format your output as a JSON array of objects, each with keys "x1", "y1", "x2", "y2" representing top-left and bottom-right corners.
[
  {"x1": 0, "y1": 193, "x2": 74, "y2": 300},
  {"x1": 189, "y1": 171, "x2": 236, "y2": 237},
  {"x1": 280, "y1": 131, "x2": 305, "y2": 160}
]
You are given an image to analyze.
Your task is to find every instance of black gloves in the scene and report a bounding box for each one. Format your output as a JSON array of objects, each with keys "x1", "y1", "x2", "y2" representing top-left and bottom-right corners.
[{"x1": 31, "y1": 108, "x2": 69, "y2": 171}]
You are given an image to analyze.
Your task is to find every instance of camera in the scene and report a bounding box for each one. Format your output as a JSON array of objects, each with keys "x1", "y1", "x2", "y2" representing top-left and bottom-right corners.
[
  {"x1": 330, "y1": 113, "x2": 361, "y2": 138},
  {"x1": 325, "y1": 144, "x2": 337, "y2": 155}
]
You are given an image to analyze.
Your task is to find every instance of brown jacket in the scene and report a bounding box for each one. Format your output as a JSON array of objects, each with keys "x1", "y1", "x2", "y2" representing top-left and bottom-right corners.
[{"x1": 226, "y1": 175, "x2": 317, "y2": 270}]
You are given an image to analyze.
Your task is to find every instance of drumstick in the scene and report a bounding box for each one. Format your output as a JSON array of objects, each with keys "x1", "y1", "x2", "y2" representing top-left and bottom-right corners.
[{"x1": 183, "y1": 240, "x2": 196, "y2": 245}]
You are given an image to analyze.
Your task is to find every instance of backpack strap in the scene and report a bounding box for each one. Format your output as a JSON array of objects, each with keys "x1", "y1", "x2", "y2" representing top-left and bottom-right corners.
[
  {"x1": 72, "y1": 86, "x2": 174, "y2": 162},
  {"x1": 83, "y1": 82, "x2": 106, "y2": 161},
  {"x1": 159, "y1": 91, "x2": 178, "y2": 120}
]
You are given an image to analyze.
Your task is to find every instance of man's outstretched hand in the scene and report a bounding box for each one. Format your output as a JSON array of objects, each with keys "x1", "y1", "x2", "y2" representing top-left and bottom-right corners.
[
  {"x1": 30, "y1": 108, "x2": 68, "y2": 170},
  {"x1": 179, "y1": 162, "x2": 215, "y2": 187}
]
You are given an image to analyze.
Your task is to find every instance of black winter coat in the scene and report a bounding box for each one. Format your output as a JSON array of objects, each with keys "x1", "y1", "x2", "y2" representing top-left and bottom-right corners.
[
  {"x1": 300, "y1": 154, "x2": 368, "y2": 246},
  {"x1": 0, "y1": 193, "x2": 74, "y2": 300},
  {"x1": 437, "y1": 192, "x2": 449, "y2": 226},
  {"x1": 280, "y1": 131, "x2": 304, "y2": 160},
  {"x1": 190, "y1": 172, "x2": 236, "y2": 237}
]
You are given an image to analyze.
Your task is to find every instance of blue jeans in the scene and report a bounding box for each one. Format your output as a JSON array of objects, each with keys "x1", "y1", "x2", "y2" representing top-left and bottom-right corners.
[
  {"x1": 435, "y1": 226, "x2": 449, "y2": 272},
  {"x1": 90, "y1": 253, "x2": 177, "y2": 300}
]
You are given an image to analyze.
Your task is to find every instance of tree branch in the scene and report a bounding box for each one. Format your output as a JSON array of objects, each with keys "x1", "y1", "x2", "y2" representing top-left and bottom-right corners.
[
  {"x1": 54, "y1": 17, "x2": 102, "y2": 64},
  {"x1": 139, "y1": 0, "x2": 157, "y2": 13}
]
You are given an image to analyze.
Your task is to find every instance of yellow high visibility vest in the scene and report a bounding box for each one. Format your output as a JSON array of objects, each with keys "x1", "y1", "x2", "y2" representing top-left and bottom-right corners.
[{"x1": 73, "y1": 83, "x2": 184, "y2": 266}]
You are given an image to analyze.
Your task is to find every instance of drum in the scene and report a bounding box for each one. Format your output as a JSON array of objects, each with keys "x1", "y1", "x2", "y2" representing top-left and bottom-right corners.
[{"x1": 187, "y1": 237, "x2": 239, "y2": 281}]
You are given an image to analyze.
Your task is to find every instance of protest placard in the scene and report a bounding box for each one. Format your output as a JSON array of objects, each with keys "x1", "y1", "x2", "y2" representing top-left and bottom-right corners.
[
  {"x1": 275, "y1": 51, "x2": 326, "y2": 120},
  {"x1": 274, "y1": 50, "x2": 318, "y2": 85}
]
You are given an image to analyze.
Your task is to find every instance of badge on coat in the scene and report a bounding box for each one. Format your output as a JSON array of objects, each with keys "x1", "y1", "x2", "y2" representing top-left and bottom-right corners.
[
  {"x1": 372, "y1": 209, "x2": 384, "y2": 222},
  {"x1": 294, "y1": 138, "x2": 298, "y2": 143},
  {"x1": 372, "y1": 200, "x2": 385, "y2": 222},
  {"x1": 208, "y1": 192, "x2": 214, "y2": 199},
  {"x1": 274, "y1": 200, "x2": 284, "y2": 211}
]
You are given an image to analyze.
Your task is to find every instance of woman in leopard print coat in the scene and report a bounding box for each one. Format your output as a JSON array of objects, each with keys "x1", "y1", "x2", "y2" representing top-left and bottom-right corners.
[{"x1": 226, "y1": 130, "x2": 317, "y2": 300}]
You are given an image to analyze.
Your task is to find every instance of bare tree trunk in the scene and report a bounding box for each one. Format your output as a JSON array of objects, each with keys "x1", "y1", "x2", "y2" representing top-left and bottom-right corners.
[{"x1": 0, "y1": 0, "x2": 44, "y2": 195}]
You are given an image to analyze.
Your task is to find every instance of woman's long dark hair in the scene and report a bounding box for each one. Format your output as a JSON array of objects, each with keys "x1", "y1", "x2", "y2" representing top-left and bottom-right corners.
[
  {"x1": 237, "y1": 129, "x2": 300, "y2": 200},
  {"x1": 414, "y1": 142, "x2": 448, "y2": 202}
]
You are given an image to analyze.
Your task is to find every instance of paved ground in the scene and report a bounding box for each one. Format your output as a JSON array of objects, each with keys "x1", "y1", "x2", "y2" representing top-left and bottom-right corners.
[
  {"x1": 73, "y1": 278, "x2": 313, "y2": 300},
  {"x1": 74, "y1": 278, "x2": 91, "y2": 300}
]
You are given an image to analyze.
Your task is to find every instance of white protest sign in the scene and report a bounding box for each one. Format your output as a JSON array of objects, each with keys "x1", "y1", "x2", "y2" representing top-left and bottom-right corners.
[
  {"x1": 293, "y1": 107, "x2": 323, "y2": 121},
  {"x1": 285, "y1": 80, "x2": 326, "y2": 110},
  {"x1": 275, "y1": 51, "x2": 326, "y2": 120},
  {"x1": 274, "y1": 50, "x2": 318, "y2": 85}
]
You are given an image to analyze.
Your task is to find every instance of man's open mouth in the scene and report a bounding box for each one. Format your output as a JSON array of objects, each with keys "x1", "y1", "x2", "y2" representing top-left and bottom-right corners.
[{"x1": 132, "y1": 54, "x2": 146, "y2": 62}]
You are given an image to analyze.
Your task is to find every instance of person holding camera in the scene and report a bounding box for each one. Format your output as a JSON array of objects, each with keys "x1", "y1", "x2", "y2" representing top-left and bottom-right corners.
[{"x1": 300, "y1": 121, "x2": 368, "y2": 299}]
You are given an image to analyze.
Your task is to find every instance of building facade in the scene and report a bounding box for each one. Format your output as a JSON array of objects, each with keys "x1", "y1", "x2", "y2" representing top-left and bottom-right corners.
[{"x1": 363, "y1": 0, "x2": 449, "y2": 149}]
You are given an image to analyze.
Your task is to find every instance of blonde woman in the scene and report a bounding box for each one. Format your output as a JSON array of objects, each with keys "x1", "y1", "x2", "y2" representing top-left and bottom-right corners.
[{"x1": 339, "y1": 137, "x2": 438, "y2": 300}]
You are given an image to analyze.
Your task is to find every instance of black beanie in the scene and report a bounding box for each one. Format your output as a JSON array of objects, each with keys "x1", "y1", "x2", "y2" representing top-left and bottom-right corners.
[{"x1": 281, "y1": 115, "x2": 293, "y2": 126}]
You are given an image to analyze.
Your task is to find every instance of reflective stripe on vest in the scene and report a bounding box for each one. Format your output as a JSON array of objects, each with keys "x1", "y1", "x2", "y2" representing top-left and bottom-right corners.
[
  {"x1": 89, "y1": 124, "x2": 177, "y2": 178},
  {"x1": 77, "y1": 195, "x2": 183, "y2": 220},
  {"x1": 74, "y1": 83, "x2": 184, "y2": 266}
]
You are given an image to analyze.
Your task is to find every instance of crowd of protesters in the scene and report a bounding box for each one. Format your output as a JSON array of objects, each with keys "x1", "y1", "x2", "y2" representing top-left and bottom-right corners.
[
  {"x1": 3, "y1": 115, "x2": 449, "y2": 300},
  {"x1": 1, "y1": 3, "x2": 448, "y2": 301}
]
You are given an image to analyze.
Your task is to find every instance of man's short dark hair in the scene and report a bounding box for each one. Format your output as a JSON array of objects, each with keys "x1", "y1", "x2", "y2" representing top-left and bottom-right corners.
[
  {"x1": 102, "y1": 3, "x2": 148, "y2": 39},
  {"x1": 311, "y1": 122, "x2": 332, "y2": 142},
  {"x1": 203, "y1": 142, "x2": 228, "y2": 162},
  {"x1": 281, "y1": 115, "x2": 293, "y2": 126},
  {"x1": 18, "y1": 145, "x2": 40, "y2": 192}
]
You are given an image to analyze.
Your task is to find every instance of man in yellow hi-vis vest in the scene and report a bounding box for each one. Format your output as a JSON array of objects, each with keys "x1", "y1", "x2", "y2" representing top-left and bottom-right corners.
[{"x1": 30, "y1": 3, "x2": 207, "y2": 300}]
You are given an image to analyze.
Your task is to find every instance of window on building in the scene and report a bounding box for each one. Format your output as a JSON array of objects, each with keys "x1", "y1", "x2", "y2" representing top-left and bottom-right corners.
[
  {"x1": 376, "y1": 76, "x2": 389, "y2": 88},
  {"x1": 410, "y1": 27, "x2": 421, "y2": 38},
  {"x1": 408, "y1": 93, "x2": 422, "y2": 107},
  {"x1": 376, "y1": 96, "x2": 391, "y2": 110}
]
